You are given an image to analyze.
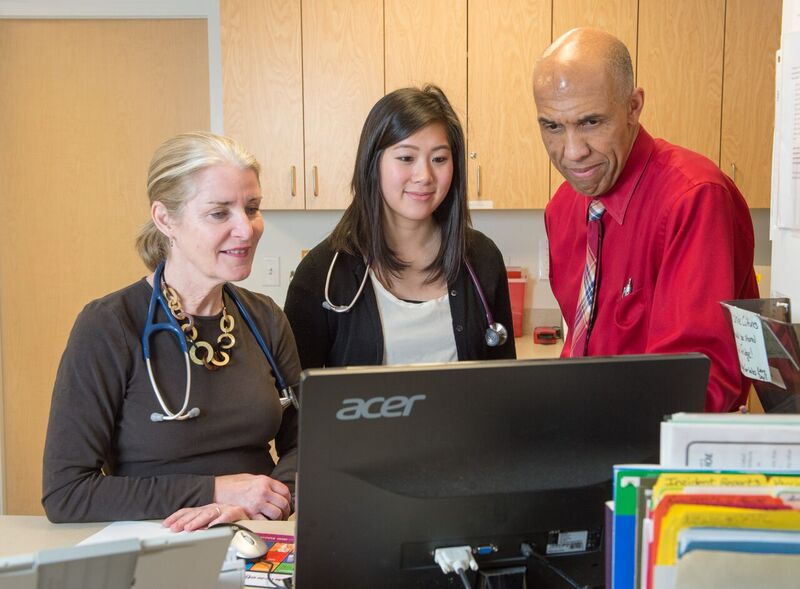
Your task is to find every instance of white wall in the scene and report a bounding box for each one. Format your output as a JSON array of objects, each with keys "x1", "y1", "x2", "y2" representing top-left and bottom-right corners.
[
  {"x1": 238, "y1": 209, "x2": 560, "y2": 313},
  {"x1": 239, "y1": 207, "x2": 772, "y2": 321},
  {"x1": 772, "y1": 0, "x2": 800, "y2": 315}
]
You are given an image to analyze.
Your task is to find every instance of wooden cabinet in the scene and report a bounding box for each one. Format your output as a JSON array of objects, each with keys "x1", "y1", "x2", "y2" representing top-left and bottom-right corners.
[
  {"x1": 221, "y1": 1, "x2": 304, "y2": 210},
  {"x1": 222, "y1": 0, "x2": 780, "y2": 210},
  {"x1": 721, "y1": 0, "x2": 782, "y2": 208},
  {"x1": 467, "y1": 0, "x2": 552, "y2": 209},
  {"x1": 384, "y1": 0, "x2": 467, "y2": 124},
  {"x1": 638, "y1": 0, "x2": 726, "y2": 164},
  {"x1": 552, "y1": 0, "x2": 638, "y2": 59},
  {"x1": 220, "y1": 0, "x2": 383, "y2": 210},
  {"x1": 386, "y1": 0, "x2": 549, "y2": 209},
  {"x1": 638, "y1": 0, "x2": 780, "y2": 208},
  {"x1": 303, "y1": 0, "x2": 384, "y2": 210},
  {"x1": 550, "y1": 0, "x2": 639, "y2": 195}
]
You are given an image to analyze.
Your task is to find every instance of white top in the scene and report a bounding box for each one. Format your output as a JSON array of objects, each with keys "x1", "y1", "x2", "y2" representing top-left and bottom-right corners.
[{"x1": 370, "y1": 270, "x2": 458, "y2": 365}]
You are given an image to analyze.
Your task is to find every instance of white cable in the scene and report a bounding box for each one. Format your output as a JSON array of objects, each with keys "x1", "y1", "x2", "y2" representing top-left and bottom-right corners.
[
  {"x1": 434, "y1": 545, "x2": 478, "y2": 575},
  {"x1": 146, "y1": 352, "x2": 195, "y2": 421}
]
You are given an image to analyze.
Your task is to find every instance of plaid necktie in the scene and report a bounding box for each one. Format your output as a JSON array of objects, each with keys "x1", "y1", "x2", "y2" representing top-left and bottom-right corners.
[{"x1": 570, "y1": 199, "x2": 606, "y2": 357}]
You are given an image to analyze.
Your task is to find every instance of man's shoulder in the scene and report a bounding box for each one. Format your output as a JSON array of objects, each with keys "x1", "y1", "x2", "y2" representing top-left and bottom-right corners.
[{"x1": 649, "y1": 137, "x2": 728, "y2": 189}]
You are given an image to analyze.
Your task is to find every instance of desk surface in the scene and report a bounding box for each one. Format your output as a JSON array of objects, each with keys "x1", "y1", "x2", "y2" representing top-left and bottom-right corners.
[
  {"x1": 515, "y1": 336, "x2": 563, "y2": 360},
  {"x1": 0, "y1": 516, "x2": 294, "y2": 559}
]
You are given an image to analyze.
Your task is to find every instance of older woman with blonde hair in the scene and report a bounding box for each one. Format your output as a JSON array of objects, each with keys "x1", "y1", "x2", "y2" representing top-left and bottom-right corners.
[{"x1": 43, "y1": 132, "x2": 299, "y2": 531}]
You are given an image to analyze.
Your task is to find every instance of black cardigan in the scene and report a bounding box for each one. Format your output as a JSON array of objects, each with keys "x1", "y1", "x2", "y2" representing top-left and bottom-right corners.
[{"x1": 284, "y1": 228, "x2": 516, "y2": 369}]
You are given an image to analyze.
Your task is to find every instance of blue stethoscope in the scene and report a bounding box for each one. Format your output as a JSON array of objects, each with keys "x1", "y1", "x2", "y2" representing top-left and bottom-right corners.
[
  {"x1": 322, "y1": 252, "x2": 508, "y2": 347},
  {"x1": 142, "y1": 261, "x2": 298, "y2": 422}
]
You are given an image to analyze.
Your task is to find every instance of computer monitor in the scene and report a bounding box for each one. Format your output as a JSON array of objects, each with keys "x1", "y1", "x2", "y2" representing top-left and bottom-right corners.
[{"x1": 294, "y1": 354, "x2": 709, "y2": 588}]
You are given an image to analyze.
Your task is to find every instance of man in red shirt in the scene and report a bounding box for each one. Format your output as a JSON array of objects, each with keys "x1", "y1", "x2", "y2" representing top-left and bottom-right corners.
[{"x1": 533, "y1": 28, "x2": 758, "y2": 412}]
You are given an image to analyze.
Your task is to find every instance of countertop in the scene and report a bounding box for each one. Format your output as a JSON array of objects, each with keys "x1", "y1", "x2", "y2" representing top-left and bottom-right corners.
[{"x1": 514, "y1": 336, "x2": 563, "y2": 360}]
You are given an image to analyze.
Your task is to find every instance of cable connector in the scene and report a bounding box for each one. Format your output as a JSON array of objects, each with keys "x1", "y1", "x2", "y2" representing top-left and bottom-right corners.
[
  {"x1": 520, "y1": 542, "x2": 535, "y2": 558},
  {"x1": 434, "y1": 545, "x2": 479, "y2": 575}
]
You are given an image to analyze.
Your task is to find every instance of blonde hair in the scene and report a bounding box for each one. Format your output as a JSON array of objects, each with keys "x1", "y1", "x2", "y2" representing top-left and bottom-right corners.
[{"x1": 135, "y1": 132, "x2": 261, "y2": 270}]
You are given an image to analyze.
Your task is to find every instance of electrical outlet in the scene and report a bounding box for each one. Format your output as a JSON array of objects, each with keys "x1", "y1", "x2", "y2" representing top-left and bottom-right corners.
[
  {"x1": 538, "y1": 237, "x2": 550, "y2": 281},
  {"x1": 263, "y1": 256, "x2": 280, "y2": 287}
]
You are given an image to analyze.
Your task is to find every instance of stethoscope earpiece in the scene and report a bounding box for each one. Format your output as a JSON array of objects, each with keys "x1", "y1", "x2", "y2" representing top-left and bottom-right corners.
[
  {"x1": 321, "y1": 300, "x2": 348, "y2": 312},
  {"x1": 322, "y1": 251, "x2": 371, "y2": 314},
  {"x1": 149, "y1": 407, "x2": 201, "y2": 422}
]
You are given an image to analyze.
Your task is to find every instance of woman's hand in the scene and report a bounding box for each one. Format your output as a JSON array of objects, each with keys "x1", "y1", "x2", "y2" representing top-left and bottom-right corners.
[
  {"x1": 163, "y1": 503, "x2": 247, "y2": 532},
  {"x1": 213, "y1": 474, "x2": 292, "y2": 521}
]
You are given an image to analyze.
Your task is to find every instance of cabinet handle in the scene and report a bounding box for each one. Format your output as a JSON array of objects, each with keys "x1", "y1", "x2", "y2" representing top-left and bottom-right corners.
[
  {"x1": 476, "y1": 165, "x2": 482, "y2": 197},
  {"x1": 312, "y1": 165, "x2": 319, "y2": 197},
  {"x1": 730, "y1": 162, "x2": 737, "y2": 183},
  {"x1": 291, "y1": 165, "x2": 297, "y2": 197}
]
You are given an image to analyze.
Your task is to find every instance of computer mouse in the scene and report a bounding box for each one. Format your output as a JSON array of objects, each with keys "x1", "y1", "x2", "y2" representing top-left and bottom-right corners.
[{"x1": 230, "y1": 528, "x2": 268, "y2": 560}]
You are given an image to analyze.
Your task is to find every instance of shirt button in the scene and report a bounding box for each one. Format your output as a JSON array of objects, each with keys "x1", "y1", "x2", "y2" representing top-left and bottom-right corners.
[
  {"x1": 450, "y1": 290, "x2": 457, "y2": 297},
  {"x1": 456, "y1": 325, "x2": 464, "y2": 332}
]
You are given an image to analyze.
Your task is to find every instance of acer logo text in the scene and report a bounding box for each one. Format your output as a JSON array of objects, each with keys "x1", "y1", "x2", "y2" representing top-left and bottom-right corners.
[{"x1": 336, "y1": 395, "x2": 426, "y2": 420}]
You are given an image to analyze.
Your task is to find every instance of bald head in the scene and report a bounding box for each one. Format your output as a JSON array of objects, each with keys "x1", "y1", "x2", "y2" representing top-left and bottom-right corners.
[
  {"x1": 534, "y1": 28, "x2": 634, "y2": 104},
  {"x1": 531, "y1": 28, "x2": 644, "y2": 196}
]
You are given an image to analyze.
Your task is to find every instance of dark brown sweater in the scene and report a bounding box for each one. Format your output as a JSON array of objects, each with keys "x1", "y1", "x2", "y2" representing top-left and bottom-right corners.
[{"x1": 42, "y1": 279, "x2": 300, "y2": 522}]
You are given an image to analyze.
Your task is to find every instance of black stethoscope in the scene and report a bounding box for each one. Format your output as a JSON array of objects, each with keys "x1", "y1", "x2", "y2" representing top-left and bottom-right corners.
[
  {"x1": 321, "y1": 251, "x2": 508, "y2": 347},
  {"x1": 141, "y1": 261, "x2": 298, "y2": 422}
]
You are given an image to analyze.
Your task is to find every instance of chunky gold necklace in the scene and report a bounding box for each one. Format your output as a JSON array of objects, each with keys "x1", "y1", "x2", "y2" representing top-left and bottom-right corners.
[{"x1": 161, "y1": 279, "x2": 236, "y2": 370}]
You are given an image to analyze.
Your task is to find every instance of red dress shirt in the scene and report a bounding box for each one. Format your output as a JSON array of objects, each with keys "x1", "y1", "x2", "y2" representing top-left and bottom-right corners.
[{"x1": 545, "y1": 127, "x2": 759, "y2": 412}]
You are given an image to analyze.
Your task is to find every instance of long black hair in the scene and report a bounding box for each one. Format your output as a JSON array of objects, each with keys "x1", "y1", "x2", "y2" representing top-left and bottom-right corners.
[{"x1": 329, "y1": 84, "x2": 471, "y2": 285}]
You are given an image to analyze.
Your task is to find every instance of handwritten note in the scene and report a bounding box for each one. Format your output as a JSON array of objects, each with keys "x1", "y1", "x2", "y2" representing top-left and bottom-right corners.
[{"x1": 724, "y1": 305, "x2": 772, "y2": 382}]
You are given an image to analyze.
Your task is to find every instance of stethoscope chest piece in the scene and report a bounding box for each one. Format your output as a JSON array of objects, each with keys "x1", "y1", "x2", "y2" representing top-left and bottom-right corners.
[{"x1": 485, "y1": 322, "x2": 508, "y2": 347}]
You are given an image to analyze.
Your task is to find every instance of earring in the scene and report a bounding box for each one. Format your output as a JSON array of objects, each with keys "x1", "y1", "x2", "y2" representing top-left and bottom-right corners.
[{"x1": 170, "y1": 237, "x2": 175, "y2": 248}]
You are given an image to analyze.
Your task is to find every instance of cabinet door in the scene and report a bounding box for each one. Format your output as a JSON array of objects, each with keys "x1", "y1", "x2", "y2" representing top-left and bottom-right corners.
[
  {"x1": 468, "y1": 0, "x2": 551, "y2": 209},
  {"x1": 721, "y1": 0, "x2": 782, "y2": 208},
  {"x1": 221, "y1": 0, "x2": 304, "y2": 210},
  {"x1": 550, "y1": 0, "x2": 639, "y2": 196},
  {"x1": 0, "y1": 18, "x2": 208, "y2": 515},
  {"x1": 303, "y1": 0, "x2": 384, "y2": 210},
  {"x1": 638, "y1": 0, "x2": 725, "y2": 163},
  {"x1": 384, "y1": 0, "x2": 467, "y2": 124}
]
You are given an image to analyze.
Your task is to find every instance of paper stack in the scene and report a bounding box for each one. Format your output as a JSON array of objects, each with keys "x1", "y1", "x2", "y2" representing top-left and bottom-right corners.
[
  {"x1": 660, "y1": 412, "x2": 800, "y2": 470},
  {"x1": 611, "y1": 412, "x2": 800, "y2": 589}
]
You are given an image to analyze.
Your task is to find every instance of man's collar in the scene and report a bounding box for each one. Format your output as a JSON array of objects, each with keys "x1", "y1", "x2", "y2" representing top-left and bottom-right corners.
[{"x1": 589, "y1": 126, "x2": 654, "y2": 225}]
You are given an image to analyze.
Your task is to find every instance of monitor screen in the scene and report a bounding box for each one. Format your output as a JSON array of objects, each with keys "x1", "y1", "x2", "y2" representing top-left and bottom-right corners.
[{"x1": 294, "y1": 354, "x2": 709, "y2": 588}]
